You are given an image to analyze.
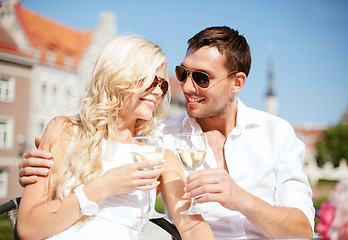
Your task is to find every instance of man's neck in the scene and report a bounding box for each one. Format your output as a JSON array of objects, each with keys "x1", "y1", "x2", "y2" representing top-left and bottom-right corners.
[{"x1": 196, "y1": 100, "x2": 238, "y2": 137}]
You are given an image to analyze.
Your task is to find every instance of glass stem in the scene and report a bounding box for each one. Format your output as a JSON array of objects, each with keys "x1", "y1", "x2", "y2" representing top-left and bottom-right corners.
[
  {"x1": 147, "y1": 190, "x2": 152, "y2": 213},
  {"x1": 190, "y1": 196, "x2": 197, "y2": 209}
]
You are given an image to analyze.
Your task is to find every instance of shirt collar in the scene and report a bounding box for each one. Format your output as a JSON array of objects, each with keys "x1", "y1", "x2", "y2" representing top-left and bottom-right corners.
[{"x1": 181, "y1": 113, "x2": 202, "y2": 133}]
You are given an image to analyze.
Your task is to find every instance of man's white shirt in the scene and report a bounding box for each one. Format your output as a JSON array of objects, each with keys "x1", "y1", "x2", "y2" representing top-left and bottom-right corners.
[{"x1": 161, "y1": 98, "x2": 315, "y2": 239}]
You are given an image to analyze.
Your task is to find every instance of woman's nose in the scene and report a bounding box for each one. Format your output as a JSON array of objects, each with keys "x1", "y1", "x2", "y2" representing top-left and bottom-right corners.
[{"x1": 151, "y1": 83, "x2": 164, "y2": 97}]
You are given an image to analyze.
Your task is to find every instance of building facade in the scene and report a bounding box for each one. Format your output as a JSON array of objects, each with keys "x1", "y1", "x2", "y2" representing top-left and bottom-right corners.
[{"x1": 0, "y1": 0, "x2": 117, "y2": 202}]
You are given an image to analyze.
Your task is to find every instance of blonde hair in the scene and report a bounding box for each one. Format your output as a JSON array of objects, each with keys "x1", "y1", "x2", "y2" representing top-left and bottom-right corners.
[{"x1": 49, "y1": 36, "x2": 168, "y2": 221}]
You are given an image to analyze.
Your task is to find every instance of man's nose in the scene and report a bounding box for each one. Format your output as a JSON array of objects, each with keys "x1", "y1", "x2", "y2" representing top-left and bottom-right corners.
[{"x1": 182, "y1": 74, "x2": 197, "y2": 92}]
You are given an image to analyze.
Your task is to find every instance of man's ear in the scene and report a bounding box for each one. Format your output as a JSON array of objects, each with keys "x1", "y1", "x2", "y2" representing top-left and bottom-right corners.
[{"x1": 231, "y1": 72, "x2": 246, "y2": 94}]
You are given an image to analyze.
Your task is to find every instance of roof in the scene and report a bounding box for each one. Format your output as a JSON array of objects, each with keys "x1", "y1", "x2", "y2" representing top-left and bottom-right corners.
[
  {"x1": 0, "y1": 25, "x2": 31, "y2": 57},
  {"x1": 0, "y1": 25, "x2": 18, "y2": 52},
  {"x1": 294, "y1": 126, "x2": 324, "y2": 148},
  {"x1": 341, "y1": 105, "x2": 348, "y2": 125},
  {"x1": 14, "y1": 2, "x2": 93, "y2": 69}
]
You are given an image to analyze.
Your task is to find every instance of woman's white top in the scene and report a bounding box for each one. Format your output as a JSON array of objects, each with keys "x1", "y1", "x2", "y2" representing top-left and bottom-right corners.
[{"x1": 47, "y1": 141, "x2": 154, "y2": 240}]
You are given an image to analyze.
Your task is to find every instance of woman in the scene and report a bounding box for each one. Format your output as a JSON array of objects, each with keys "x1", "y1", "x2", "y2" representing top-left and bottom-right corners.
[{"x1": 17, "y1": 35, "x2": 214, "y2": 240}]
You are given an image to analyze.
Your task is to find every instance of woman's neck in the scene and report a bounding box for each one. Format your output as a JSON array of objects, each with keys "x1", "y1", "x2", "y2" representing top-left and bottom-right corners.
[{"x1": 110, "y1": 125, "x2": 135, "y2": 144}]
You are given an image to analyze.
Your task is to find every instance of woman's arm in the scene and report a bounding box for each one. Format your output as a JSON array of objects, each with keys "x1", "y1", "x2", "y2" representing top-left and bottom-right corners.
[
  {"x1": 17, "y1": 117, "x2": 84, "y2": 239},
  {"x1": 17, "y1": 117, "x2": 164, "y2": 240},
  {"x1": 158, "y1": 150, "x2": 214, "y2": 240}
]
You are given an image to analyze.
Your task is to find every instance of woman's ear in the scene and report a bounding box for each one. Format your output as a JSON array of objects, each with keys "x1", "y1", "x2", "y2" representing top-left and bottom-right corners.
[{"x1": 231, "y1": 72, "x2": 246, "y2": 94}]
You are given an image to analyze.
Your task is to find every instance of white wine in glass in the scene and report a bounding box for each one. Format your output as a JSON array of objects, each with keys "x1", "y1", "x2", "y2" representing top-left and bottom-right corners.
[
  {"x1": 175, "y1": 132, "x2": 207, "y2": 215},
  {"x1": 177, "y1": 149, "x2": 206, "y2": 171},
  {"x1": 131, "y1": 136, "x2": 165, "y2": 219}
]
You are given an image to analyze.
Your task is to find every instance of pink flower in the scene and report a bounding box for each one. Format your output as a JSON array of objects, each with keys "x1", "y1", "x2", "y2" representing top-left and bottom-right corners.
[{"x1": 316, "y1": 201, "x2": 336, "y2": 240}]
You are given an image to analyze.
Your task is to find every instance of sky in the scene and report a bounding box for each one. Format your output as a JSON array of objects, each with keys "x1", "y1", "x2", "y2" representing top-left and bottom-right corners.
[{"x1": 20, "y1": 0, "x2": 348, "y2": 127}]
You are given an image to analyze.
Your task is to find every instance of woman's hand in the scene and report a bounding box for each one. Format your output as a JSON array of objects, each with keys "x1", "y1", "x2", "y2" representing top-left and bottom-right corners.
[{"x1": 98, "y1": 159, "x2": 164, "y2": 198}]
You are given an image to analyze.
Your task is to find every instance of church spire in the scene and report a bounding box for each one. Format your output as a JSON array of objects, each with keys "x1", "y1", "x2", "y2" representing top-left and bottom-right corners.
[
  {"x1": 264, "y1": 58, "x2": 278, "y2": 115},
  {"x1": 266, "y1": 60, "x2": 275, "y2": 97}
]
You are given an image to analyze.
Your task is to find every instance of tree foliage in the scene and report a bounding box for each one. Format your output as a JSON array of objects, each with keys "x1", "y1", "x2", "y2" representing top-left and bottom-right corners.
[{"x1": 316, "y1": 124, "x2": 348, "y2": 167}]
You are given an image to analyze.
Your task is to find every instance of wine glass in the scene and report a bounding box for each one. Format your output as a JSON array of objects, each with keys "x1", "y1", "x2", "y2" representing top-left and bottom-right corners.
[
  {"x1": 131, "y1": 136, "x2": 166, "y2": 219},
  {"x1": 175, "y1": 132, "x2": 207, "y2": 215}
]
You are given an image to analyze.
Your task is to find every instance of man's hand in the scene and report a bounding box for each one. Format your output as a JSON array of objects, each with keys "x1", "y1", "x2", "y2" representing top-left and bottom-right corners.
[
  {"x1": 185, "y1": 168, "x2": 313, "y2": 238},
  {"x1": 18, "y1": 136, "x2": 53, "y2": 187},
  {"x1": 184, "y1": 168, "x2": 250, "y2": 211}
]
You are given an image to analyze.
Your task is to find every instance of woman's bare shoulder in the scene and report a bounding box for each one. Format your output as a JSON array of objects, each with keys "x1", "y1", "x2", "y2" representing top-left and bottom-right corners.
[
  {"x1": 46, "y1": 116, "x2": 74, "y2": 131},
  {"x1": 39, "y1": 116, "x2": 75, "y2": 150}
]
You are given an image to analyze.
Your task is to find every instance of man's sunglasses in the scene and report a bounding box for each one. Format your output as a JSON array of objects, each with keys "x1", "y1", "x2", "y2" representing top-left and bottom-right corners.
[
  {"x1": 175, "y1": 65, "x2": 237, "y2": 88},
  {"x1": 145, "y1": 76, "x2": 169, "y2": 98}
]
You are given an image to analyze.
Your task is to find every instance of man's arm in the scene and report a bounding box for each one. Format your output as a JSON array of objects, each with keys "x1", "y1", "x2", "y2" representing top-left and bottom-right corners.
[
  {"x1": 18, "y1": 136, "x2": 54, "y2": 187},
  {"x1": 185, "y1": 168, "x2": 313, "y2": 238}
]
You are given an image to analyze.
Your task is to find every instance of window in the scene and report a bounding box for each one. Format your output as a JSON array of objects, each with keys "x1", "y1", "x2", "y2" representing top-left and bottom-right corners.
[
  {"x1": 39, "y1": 122, "x2": 45, "y2": 134},
  {"x1": 64, "y1": 55, "x2": 74, "y2": 68},
  {"x1": 0, "y1": 169, "x2": 8, "y2": 198},
  {"x1": 42, "y1": 82, "x2": 47, "y2": 103},
  {"x1": 65, "y1": 87, "x2": 72, "y2": 106},
  {"x1": 46, "y1": 50, "x2": 56, "y2": 65},
  {"x1": 0, "y1": 75, "x2": 15, "y2": 102},
  {"x1": 52, "y1": 85, "x2": 57, "y2": 105},
  {"x1": 0, "y1": 118, "x2": 13, "y2": 149}
]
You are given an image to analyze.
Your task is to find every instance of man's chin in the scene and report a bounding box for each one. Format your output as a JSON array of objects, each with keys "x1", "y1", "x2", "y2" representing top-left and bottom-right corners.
[
  {"x1": 187, "y1": 108, "x2": 222, "y2": 119},
  {"x1": 187, "y1": 110, "x2": 205, "y2": 119}
]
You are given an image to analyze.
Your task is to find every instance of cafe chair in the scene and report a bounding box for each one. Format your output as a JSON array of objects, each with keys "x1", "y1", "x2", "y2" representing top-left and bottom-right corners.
[{"x1": 0, "y1": 197, "x2": 181, "y2": 240}]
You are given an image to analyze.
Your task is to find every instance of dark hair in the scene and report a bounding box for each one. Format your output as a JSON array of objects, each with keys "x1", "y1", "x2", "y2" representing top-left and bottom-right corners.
[{"x1": 187, "y1": 26, "x2": 251, "y2": 76}]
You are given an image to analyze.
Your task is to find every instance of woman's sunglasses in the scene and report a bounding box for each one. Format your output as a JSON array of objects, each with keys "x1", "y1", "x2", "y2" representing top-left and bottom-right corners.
[
  {"x1": 145, "y1": 76, "x2": 169, "y2": 98},
  {"x1": 175, "y1": 65, "x2": 237, "y2": 88}
]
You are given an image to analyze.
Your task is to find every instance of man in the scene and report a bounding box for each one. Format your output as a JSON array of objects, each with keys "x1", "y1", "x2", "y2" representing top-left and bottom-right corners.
[{"x1": 19, "y1": 26, "x2": 314, "y2": 239}]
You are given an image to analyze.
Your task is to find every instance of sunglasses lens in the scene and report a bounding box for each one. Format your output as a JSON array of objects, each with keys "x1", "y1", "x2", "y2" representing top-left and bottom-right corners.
[
  {"x1": 146, "y1": 78, "x2": 158, "y2": 91},
  {"x1": 146, "y1": 77, "x2": 168, "y2": 97},
  {"x1": 175, "y1": 66, "x2": 188, "y2": 82},
  {"x1": 161, "y1": 80, "x2": 168, "y2": 97},
  {"x1": 175, "y1": 65, "x2": 210, "y2": 88},
  {"x1": 192, "y1": 71, "x2": 210, "y2": 88}
]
